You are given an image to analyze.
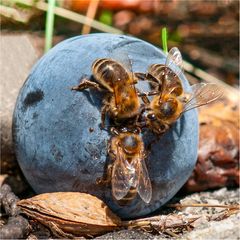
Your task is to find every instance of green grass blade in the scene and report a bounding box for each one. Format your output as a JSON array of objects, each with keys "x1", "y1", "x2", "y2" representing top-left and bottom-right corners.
[
  {"x1": 45, "y1": 0, "x2": 56, "y2": 52},
  {"x1": 162, "y1": 27, "x2": 168, "y2": 54},
  {"x1": 99, "y1": 10, "x2": 113, "y2": 26}
]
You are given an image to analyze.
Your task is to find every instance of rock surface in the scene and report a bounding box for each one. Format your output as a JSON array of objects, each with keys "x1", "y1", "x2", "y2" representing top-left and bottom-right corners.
[
  {"x1": 183, "y1": 212, "x2": 240, "y2": 240},
  {"x1": 179, "y1": 188, "x2": 240, "y2": 240},
  {"x1": 0, "y1": 34, "x2": 37, "y2": 173},
  {"x1": 95, "y1": 229, "x2": 155, "y2": 239}
]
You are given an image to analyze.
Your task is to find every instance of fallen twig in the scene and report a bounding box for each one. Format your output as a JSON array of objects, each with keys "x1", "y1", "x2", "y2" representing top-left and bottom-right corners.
[
  {"x1": 81, "y1": 0, "x2": 100, "y2": 35},
  {"x1": 0, "y1": 4, "x2": 32, "y2": 23},
  {"x1": 122, "y1": 208, "x2": 239, "y2": 234},
  {"x1": 167, "y1": 203, "x2": 240, "y2": 210}
]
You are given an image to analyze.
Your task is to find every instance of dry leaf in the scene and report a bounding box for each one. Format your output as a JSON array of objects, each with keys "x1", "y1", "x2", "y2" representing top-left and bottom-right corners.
[
  {"x1": 123, "y1": 209, "x2": 239, "y2": 234},
  {"x1": 184, "y1": 98, "x2": 239, "y2": 192},
  {"x1": 17, "y1": 192, "x2": 121, "y2": 238}
]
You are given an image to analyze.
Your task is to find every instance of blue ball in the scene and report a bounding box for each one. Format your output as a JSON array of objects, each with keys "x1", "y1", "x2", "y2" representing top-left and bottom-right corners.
[{"x1": 13, "y1": 34, "x2": 198, "y2": 219}]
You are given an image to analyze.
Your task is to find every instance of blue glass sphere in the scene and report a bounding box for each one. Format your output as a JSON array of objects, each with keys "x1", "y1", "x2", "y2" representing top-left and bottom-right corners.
[{"x1": 13, "y1": 34, "x2": 198, "y2": 218}]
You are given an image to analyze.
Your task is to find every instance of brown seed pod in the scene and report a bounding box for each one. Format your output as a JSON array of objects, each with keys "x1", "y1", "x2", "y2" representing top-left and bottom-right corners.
[{"x1": 17, "y1": 192, "x2": 121, "y2": 238}]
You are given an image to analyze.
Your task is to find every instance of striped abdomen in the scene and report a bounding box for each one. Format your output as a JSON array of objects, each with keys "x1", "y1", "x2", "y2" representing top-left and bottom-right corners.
[
  {"x1": 148, "y1": 64, "x2": 183, "y2": 96},
  {"x1": 116, "y1": 187, "x2": 138, "y2": 206},
  {"x1": 92, "y1": 58, "x2": 140, "y2": 119},
  {"x1": 92, "y1": 58, "x2": 129, "y2": 92},
  {"x1": 147, "y1": 64, "x2": 165, "y2": 81}
]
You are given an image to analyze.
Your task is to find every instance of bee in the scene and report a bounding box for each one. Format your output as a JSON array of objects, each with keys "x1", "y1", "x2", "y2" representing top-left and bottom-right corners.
[
  {"x1": 98, "y1": 127, "x2": 152, "y2": 204},
  {"x1": 137, "y1": 47, "x2": 223, "y2": 134},
  {"x1": 71, "y1": 50, "x2": 140, "y2": 128}
]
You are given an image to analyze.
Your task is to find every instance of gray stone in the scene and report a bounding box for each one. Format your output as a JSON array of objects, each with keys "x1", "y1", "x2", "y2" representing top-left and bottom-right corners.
[
  {"x1": 0, "y1": 34, "x2": 37, "y2": 169},
  {"x1": 179, "y1": 188, "x2": 240, "y2": 239},
  {"x1": 95, "y1": 230, "x2": 155, "y2": 239},
  {"x1": 183, "y1": 212, "x2": 240, "y2": 240}
]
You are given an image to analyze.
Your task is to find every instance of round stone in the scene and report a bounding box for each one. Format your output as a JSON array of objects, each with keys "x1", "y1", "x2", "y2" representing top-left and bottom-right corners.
[{"x1": 13, "y1": 34, "x2": 198, "y2": 219}]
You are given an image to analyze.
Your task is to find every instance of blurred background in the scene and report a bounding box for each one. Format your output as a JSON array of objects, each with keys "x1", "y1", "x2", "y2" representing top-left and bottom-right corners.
[
  {"x1": 0, "y1": 2, "x2": 239, "y2": 238},
  {"x1": 1, "y1": 0, "x2": 239, "y2": 88}
]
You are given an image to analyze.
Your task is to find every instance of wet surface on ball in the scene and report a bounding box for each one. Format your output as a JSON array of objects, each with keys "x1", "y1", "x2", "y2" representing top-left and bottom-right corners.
[{"x1": 13, "y1": 34, "x2": 199, "y2": 219}]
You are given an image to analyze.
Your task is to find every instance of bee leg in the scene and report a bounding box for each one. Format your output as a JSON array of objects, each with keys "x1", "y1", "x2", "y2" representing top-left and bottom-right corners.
[
  {"x1": 136, "y1": 91, "x2": 151, "y2": 105},
  {"x1": 135, "y1": 72, "x2": 159, "y2": 90},
  {"x1": 135, "y1": 72, "x2": 160, "y2": 85},
  {"x1": 101, "y1": 102, "x2": 113, "y2": 130},
  {"x1": 138, "y1": 90, "x2": 160, "y2": 98},
  {"x1": 147, "y1": 73, "x2": 161, "y2": 84},
  {"x1": 96, "y1": 163, "x2": 113, "y2": 186},
  {"x1": 134, "y1": 72, "x2": 146, "y2": 81},
  {"x1": 71, "y1": 79, "x2": 101, "y2": 91},
  {"x1": 146, "y1": 136, "x2": 160, "y2": 152},
  {"x1": 136, "y1": 86, "x2": 159, "y2": 99},
  {"x1": 133, "y1": 104, "x2": 145, "y2": 127},
  {"x1": 101, "y1": 104, "x2": 108, "y2": 129}
]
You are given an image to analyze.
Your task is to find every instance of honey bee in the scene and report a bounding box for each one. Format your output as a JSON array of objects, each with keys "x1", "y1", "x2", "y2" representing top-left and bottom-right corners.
[
  {"x1": 71, "y1": 50, "x2": 140, "y2": 128},
  {"x1": 137, "y1": 47, "x2": 223, "y2": 134},
  {"x1": 99, "y1": 127, "x2": 152, "y2": 204}
]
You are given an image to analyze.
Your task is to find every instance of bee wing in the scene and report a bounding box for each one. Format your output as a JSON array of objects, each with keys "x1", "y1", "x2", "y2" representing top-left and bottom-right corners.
[
  {"x1": 165, "y1": 47, "x2": 183, "y2": 77},
  {"x1": 183, "y1": 83, "x2": 223, "y2": 112},
  {"x1": 111, "y1": 145, "x2": 134, "y2": 200},
  {"x1": 109, "y1": 48, "x2": 135, "y2": 83},
  {"x1": 109, "y1": 48, "x2": 133, "y2": 72},
  {"x1": 132, "y1": 156, "x2": 152, "y2": 204}
]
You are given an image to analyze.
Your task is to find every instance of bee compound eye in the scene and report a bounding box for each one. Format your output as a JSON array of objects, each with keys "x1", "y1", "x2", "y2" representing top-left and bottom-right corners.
[
  {"x1": 133, "y1": 127, "x2": 141, "y2": 134},
  {"x1": 147, "y1": 114, "x2": 156, "y2": 121}
]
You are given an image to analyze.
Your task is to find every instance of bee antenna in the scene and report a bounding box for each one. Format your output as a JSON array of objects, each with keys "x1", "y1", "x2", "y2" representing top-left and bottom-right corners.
[{"x1": 114, "y1": 93, "x2": 118, "y2": 108}]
